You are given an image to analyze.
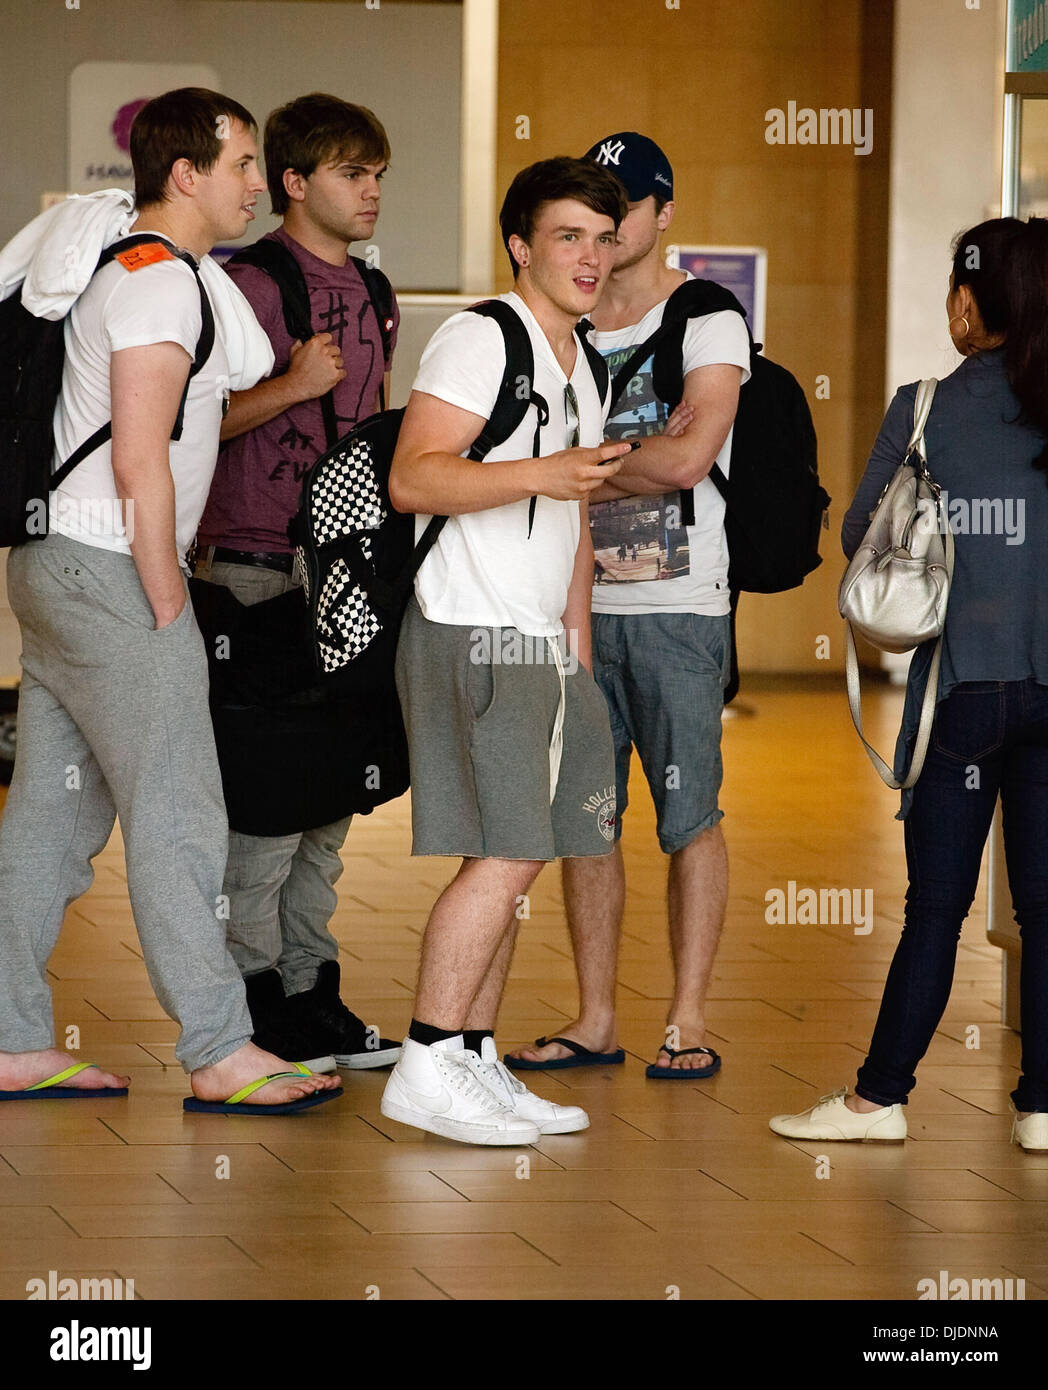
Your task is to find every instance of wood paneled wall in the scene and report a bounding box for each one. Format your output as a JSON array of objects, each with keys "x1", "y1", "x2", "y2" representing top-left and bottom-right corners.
[{"x1": 496, "y1": 0, "x2": 894, "y2": 674}]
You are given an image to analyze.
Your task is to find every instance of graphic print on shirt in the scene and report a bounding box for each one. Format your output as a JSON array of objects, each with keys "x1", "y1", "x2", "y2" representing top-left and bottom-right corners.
[
  {"x1": 267, "y1": 288, "x2": 379, "y2": 483},
  {"x1": 270, "y1": 425, "x2": 318, "y2": 485},
  {"x1": 589, "y1": 347, "x2": 689, "y2": 586},
  {"x1": 317, "y1": 291, "x2": 379, "y2": 429}
]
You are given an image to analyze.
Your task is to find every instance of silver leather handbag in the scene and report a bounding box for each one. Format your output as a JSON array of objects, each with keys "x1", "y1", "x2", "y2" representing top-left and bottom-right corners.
[{"x1": 838, "y1": 378, "x2": 955, "y2": 788}]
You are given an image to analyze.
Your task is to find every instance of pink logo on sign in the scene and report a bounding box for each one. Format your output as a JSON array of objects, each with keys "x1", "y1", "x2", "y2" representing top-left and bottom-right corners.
[{"x1": 111, "y1": 99, "x2": 150, "y2": 154}]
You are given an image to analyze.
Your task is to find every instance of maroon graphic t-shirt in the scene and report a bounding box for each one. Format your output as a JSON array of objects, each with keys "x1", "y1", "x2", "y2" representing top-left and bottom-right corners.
[{"x1": 197, "y1": 227, "x2": 399, "y2": 552}]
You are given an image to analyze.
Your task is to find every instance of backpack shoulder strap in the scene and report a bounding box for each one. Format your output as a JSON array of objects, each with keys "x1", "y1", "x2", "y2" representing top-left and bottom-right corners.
[
  {"x1": 98, "y1": 236, "x2": 216, "y2": 439},
  {"x1": 95, "y1": 234, "x2": 215, "y2": 368},
  {"x1": 350, "y1": 256, "x2": 395, "y2": 365},
  {"x1": 53, "y1": 235, "x2": 215, "y2": 487},
  {"x1": 650, "y1": 278, "x2": 753, "y2": 409},
  {"x1": 608, "y1": 278, "x2": 752, "y2": 412},
  {"x1": 229, "y1": 237, "x2": 343, "y2": 445},
  {"x1": 226, "y1": 237, "x2": 313, "y2": 345},
  {"x1": 576, "y1": 318, "x2": 610, "y2": 407},
  {"x1": 465, "y1": 299, "x2": 543, "y2": 460}
]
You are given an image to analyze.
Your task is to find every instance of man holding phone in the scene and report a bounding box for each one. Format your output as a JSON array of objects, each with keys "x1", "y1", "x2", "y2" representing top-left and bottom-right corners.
[{"x1": 378, "y1": 157, "x2": 634, "y2": 1144}]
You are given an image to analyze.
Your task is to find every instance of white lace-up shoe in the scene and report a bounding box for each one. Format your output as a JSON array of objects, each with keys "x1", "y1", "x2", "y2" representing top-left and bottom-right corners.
[
  {"x1": 463, "y1": 1037, "x2": 589, "y2": 1134},
  {"x1": 380, "y1": 1037, "x2": 541, "y2": 1146},
  {"x1": 769, "y1": 1086, "x2": 907, "y2": 1142},
  {"x1": 1012, "y1": 1109, "x2": 1048, "y2": 1151}
]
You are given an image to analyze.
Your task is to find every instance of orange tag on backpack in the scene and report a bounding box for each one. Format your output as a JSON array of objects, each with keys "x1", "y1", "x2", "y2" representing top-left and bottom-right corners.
[{"x1": 114, "y1": 242, "x2": 176, "y2": 272}]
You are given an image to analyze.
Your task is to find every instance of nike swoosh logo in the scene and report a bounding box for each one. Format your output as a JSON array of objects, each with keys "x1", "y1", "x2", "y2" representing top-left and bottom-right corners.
[{"x1": 399, "y1": 1080, "x2": 454, "y2": 1114}]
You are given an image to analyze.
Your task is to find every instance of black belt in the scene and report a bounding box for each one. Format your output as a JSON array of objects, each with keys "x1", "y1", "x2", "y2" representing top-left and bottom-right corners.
[{"x1": 194, "y1": 545, "x2": 295, "y2": 575}]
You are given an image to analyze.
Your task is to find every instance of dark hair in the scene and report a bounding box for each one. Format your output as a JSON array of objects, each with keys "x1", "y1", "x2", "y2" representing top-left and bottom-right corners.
[
  {"x1": 131, "y1": 88, "x2": 256, "y2": 208},
  {"x1": 499, "y1": 157, "x2": 629, "y2": 277},
  {"x1": 265, "y1": 93, "x2": 390, "y2": 215},
  {"x1": 952, "y1": 216, "x2": 1048, "y2": 475}
]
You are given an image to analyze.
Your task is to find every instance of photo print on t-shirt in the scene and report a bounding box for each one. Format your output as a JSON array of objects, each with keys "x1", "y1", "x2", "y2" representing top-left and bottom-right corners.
[{"x1": 590, "y1": 347, "x2": 689, "y2": 586}]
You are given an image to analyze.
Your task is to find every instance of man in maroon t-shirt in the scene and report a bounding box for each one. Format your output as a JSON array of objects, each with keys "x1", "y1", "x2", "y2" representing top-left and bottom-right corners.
[{"x1": 195, "y1": 93, "x2": 401, "y2": 1072}]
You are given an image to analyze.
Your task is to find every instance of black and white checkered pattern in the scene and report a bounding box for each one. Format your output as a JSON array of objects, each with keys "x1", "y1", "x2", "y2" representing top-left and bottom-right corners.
[{"x1": 297, "y1": 438, "x2": 387, "y2": 671}]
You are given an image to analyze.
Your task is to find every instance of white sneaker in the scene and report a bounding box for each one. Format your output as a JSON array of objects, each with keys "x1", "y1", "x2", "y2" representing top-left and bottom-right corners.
[
  {"x1": 380, "y1": 1037, "x2": 541, "y2": 1146},
  {"x1": 1012, "y1": 1109, "x2": 1048, "y2": 1151},
  {"x1": 463, "y1": 1037, "x2": 589, "y2": 1135},
  {"x1": 769, "y1": 1086, "x2": 907, "y2": 1141}
]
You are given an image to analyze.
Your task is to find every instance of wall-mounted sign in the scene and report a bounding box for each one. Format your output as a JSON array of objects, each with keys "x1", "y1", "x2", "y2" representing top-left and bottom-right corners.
[
  {"x1": 665, "y1": 244, "x2": 767, "y2": 344},
  {"x1": 69, "y1": 62, "x2": 219, "y2": 195},
  {"x1": 1008, "y1": 0, "x2": 1048, "y2": 73}
]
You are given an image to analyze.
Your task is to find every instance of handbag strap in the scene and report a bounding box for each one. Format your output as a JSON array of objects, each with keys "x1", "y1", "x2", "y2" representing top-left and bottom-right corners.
[
  {"x1": 844, "y1": 624, "x2": 943, "y2": 789},
  {"x1": 905, "y1": 378, "x2": 938, "y2": 469}
]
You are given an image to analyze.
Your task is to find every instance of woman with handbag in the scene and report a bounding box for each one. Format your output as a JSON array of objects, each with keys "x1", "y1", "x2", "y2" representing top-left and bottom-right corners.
[{"x1": 769, "y1": 217, "x2": 1048, "y2": 1149}]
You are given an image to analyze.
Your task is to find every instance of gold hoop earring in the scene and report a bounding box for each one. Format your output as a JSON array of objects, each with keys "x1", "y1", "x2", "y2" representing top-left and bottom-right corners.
[{"x1": 949, "y1": 315, "x2": 970, "y2": 338}]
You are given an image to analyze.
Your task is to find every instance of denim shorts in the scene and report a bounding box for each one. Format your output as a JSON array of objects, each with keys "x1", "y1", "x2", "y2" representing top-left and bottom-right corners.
[{"x1": 592, "y1": 611, "x2": 730, "y2": 853}]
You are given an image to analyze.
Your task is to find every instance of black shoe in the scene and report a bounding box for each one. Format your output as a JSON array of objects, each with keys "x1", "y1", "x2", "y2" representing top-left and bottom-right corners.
[
  {"x1": 243, "y1": 968, "x2": 337, "y2": 1073},
  {"x1": 285, "y1": 961, "x2": 402, "y2": 1070}
]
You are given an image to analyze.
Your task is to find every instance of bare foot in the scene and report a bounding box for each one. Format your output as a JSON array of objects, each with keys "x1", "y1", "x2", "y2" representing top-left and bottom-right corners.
[
  {"x1": 656, "y1": 1022, "x2": 717, "y2": 1072},
  {"x1": 0, "y1": 1049, "x2": 130, "y2": 1092},
  {"x1": 506, "y1": 1019, "x2": 619, "y2": 1065},
  {"x1": 191, "y1": 1042, "x2": 340, "y2": 1106}
]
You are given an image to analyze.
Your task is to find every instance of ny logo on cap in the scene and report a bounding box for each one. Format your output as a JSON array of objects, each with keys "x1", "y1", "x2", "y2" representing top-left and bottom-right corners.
[{"x1": 596, "y1": 139, "x2": 625, "y2": 166}]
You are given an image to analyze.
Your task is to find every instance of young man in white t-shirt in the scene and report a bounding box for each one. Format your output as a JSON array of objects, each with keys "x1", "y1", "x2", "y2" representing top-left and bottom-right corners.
[
  {"x1": 0, "y1": 88, "x2": 340, "y2": 1114},
  {"x1": 508, "y1": 134, "x2": 750, "y2": 1081},
  {"x1": 379, "y1": 158, "x2": 635, "y2": 1145}
]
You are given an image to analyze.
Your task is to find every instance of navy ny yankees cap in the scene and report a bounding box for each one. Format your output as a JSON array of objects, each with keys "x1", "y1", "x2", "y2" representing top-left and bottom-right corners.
[{"x1": 583, "y1": 132, "x2": 674, "y2": 203}]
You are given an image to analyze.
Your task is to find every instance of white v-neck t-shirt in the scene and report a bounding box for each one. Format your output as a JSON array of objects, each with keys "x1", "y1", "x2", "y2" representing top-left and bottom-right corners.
[{"x1": 410, "y1": 291, "x2": 610, "y2": 637}]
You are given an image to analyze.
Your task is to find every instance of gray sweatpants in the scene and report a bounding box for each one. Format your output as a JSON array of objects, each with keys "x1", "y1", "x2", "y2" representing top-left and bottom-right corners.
[
  {"x1": 0, "y1": 534, "x2": 253, "y2": 1072},
  {"x1": 193, "y1": 557, "x2": 351, "y2": 994}
]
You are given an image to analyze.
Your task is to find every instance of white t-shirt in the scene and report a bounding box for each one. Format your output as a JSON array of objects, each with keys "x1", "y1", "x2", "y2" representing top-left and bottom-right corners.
[
  {"x1": 589, "y1": 280, "x2": 750, "y2": 616},
  {"x1": 50, "y1": 235, "x2": 228, "y2": 560},
  {"x1": 410, "y1": 291, "x2": 610, "y2": 636}
]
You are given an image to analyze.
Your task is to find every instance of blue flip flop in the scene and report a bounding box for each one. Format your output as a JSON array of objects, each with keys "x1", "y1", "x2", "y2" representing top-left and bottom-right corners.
[
  {"x1": 0, "y1": 1062, "x2": 129, "y2": 1100},
  {"x1": 183, "y1": 1063, "x2": 342, "y2": 1116},
  {"x1": 645, "y1": 1045, "x2": 721, "y2": 1080},
  {"x1": 504, "y1": 1036, "x2": 626, "y2": 1072}
]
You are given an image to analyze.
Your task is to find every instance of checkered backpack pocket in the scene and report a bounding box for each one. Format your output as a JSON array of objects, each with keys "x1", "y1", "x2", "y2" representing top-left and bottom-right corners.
[{"x1": 297, "y1": 424, "x2": 399, "y2": 674}]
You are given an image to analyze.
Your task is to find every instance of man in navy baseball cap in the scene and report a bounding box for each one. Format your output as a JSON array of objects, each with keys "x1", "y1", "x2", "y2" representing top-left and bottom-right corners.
[
  {"x1": 507, "y1": 129, "x2": 749, "y2": 1089},
  {"x1": 582, "y1": 131, "x2": 674, "y2": 204}
]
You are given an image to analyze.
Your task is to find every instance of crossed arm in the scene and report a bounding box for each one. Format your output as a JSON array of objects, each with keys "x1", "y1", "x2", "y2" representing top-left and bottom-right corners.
[{"x1": 591, "y1": 362, "x2": 743, "y2": 502}]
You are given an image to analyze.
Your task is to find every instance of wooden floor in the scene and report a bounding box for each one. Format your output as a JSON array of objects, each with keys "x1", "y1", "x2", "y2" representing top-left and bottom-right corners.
[{"x1": 0, "y1": 676, "x2": 1044, "y2": 1303}]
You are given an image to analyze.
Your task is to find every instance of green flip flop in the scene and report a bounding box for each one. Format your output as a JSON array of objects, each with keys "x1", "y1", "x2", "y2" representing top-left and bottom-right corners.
[
  {"x1": 0, "y1": 1062, "x2": 128, "y2": 1100},
  {"x1": 183, "y1": 1062, "x2": 342, "y2": 1115}
]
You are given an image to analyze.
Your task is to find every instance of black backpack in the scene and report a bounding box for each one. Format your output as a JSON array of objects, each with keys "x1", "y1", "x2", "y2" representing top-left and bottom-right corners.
[
  {"x1": 0, "y1": 234, "x2": 215, "y2": 548},
  {"x1": 608, "y1": 278, "x2": 829, "y2": 594},
  {"x1": 192, "y1": 299, "x2": 608, "y2": 834},
  {"x1": 224, "y1": 236, "x2": 395, "y2": 446}
]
